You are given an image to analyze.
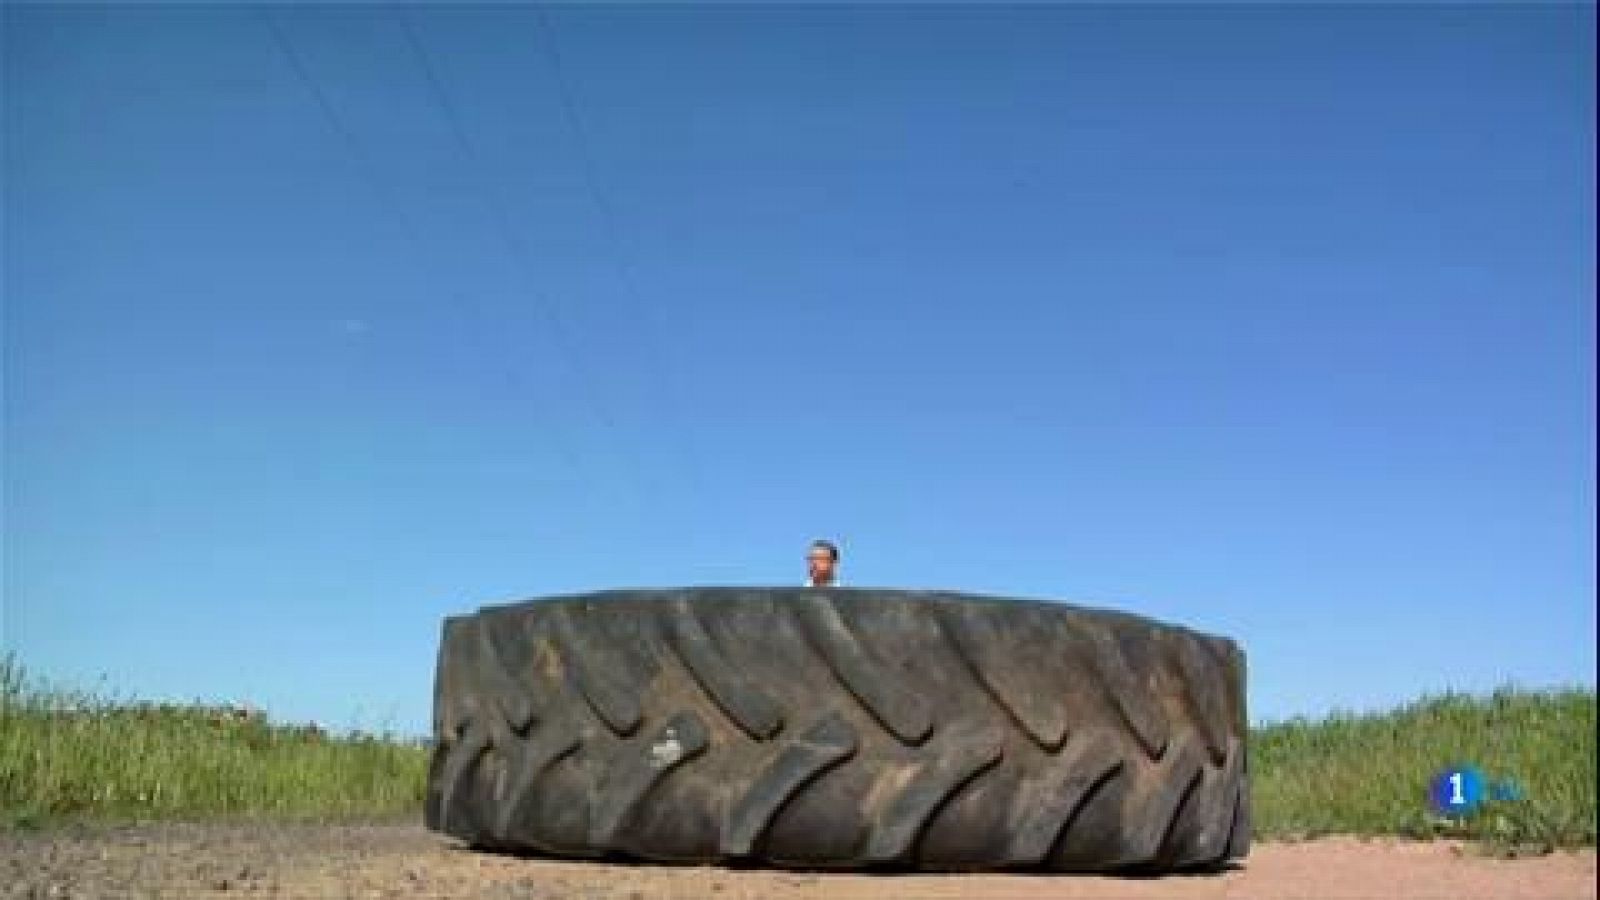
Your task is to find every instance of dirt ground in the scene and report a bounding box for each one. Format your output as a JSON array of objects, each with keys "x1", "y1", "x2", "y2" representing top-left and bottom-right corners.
[{"x1": 2, "y1": 822, "x2": 1594, "y2": 900}]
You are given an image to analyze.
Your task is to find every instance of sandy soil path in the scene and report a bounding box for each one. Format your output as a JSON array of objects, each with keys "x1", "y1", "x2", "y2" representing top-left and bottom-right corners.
[{"x1": 2, "y1": 822, "x2": 1594, "y2": 899}]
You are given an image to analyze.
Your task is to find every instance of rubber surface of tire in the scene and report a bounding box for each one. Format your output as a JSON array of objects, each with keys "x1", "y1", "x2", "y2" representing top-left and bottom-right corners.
[{"x1": 424, "y1": 588, "x2": 1250, "y2": 872}]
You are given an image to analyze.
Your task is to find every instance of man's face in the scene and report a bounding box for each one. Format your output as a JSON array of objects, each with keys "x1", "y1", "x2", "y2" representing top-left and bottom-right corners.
[{"x1": 807, "y1": 546, "x2": 837, "y2": 584}]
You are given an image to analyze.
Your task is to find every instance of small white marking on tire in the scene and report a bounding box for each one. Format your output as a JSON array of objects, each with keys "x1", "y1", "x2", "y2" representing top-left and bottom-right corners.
[{"x1": 650, "y1": 737, "x2": 684, "y2": 768}]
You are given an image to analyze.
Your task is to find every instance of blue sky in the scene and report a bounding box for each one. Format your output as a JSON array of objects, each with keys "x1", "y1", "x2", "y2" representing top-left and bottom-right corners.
[{"x1": 4, "y1": 3, "x2": 1593, "y2": 737}]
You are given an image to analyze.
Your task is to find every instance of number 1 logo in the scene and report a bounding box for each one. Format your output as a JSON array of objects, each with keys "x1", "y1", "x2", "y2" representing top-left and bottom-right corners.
[{"x1": 1430, "y1": 766, "x2": 1485, "y2": 816}]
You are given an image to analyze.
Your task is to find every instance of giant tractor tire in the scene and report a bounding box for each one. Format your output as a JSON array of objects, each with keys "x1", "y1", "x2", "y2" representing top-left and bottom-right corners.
[{"x1": 425, "y1": 588, "x2": 1249, "y2": 872}]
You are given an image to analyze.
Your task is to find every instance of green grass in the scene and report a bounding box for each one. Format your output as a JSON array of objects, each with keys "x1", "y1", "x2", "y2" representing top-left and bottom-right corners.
[
  {"x1": 1251, "y1": 685, "x2": 1596, "y2": 854},
  {"x1": 2, "y1": 655, "x2": 1593, "y2": 853},
  {"x1": 0, "y1": 656, "x2": 428, "y2": 827}
]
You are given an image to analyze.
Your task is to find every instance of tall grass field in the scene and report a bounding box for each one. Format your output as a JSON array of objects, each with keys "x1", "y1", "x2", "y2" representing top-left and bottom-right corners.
[
  {"x1": 1252, "y1": 685, "x2": 1595, "y2": 853},
  {"x1": 0, "y1": 658, "x2": 426, "y2": 825},
  {"x1": 2, "y1": 656, "x2": 1593, "y2": 853}
]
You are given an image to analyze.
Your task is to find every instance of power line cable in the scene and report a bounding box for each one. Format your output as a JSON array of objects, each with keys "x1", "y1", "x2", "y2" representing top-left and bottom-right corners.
[
  {"x1": 259, "y1": 8, "x2": 591, "y2": 490},
  {"x1": 529, "y1": 4, "x2": 718, "y2": 551},
  {"x1": 261, "y1": 9, "x2": 416, "y2": 245},
  {"x1": 391, "y1": 5, "x2": 672, "y2": 521}
]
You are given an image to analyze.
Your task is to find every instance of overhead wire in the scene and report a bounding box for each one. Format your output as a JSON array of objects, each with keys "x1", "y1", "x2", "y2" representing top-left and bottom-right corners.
[
  {"x1": 261, "y1": 9, "x2": 413, "y2": 244},
  {"x1": 390, "y1": 5, "x2": 669, "y2": 522},
  {"x1": 258, "y1": 8, "x2": 593, "y2": 493},
  {"x1": 529, "y1": 3, "x2": 719, "y2": 558}
]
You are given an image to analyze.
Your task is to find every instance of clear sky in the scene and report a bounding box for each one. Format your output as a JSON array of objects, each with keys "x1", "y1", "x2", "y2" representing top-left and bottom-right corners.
[{"x1": 4, "y1": 2, "x2": 1594, "y2": 737}]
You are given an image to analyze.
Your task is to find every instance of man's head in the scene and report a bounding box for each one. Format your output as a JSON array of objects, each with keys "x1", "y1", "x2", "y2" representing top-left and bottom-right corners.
[{"x1": 807, "y1": 539, "x2": 839, "y2": 586}]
